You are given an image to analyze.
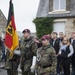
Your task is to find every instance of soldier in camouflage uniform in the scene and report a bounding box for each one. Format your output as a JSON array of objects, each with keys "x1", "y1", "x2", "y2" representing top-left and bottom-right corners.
[
  {"x1": 20, "y1": 29, "x2": 37, "y2": 75},
  {"x1": 36, "y1": 35, "x2": 57, "y2": 75},
  {"x1": 5, "y1": 49, "x2": 20, "y2": 75}
]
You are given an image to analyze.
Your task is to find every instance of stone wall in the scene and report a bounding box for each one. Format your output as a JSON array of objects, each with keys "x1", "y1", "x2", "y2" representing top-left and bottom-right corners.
[
  {"x1": 0, "y1": 10, "x2": 7, "y2": 36},
  {"x1": 53, "y1": 18, "x2": 75, "y2": 38},
  {"x1": 65, "y1": 18, "x2": 75, "y2": 38}
]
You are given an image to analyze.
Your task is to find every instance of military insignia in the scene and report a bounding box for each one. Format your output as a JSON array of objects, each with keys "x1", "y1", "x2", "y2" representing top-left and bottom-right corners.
[
  {"x1": 37, "y1": 49, "x2": 41, "y2": 62},
  {"x1": 37, "y1": 54, "x2": 41, "y2": 62},
  {"x1": 26, "y1": 45, "x2": 30, "y2": 48},
  {"x1": 6, "y1": 21, "x2": 14, "y2": 36}
]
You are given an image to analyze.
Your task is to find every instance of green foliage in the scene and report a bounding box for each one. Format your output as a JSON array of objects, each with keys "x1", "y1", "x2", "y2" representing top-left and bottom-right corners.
[{"x1": 33, "y1": 17, "x2": 54, "y2": 38}]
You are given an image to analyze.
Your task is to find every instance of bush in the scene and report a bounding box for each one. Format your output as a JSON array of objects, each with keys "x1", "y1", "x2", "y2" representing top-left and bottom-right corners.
[{"x1": 33, "y1": 17, "x2": 54, "y2": 38}]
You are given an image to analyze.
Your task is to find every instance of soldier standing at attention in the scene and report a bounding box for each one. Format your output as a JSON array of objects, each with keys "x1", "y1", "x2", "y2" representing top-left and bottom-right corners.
[
  {"x1": 36, "y1": 35, "x2": 56, "y2": 75},
  {"x1": 5, "y1": 49, "x2": 20, "y2": 75},
  {"x1": 20, "y1": 29, "x2": 37, "y2": 75}
]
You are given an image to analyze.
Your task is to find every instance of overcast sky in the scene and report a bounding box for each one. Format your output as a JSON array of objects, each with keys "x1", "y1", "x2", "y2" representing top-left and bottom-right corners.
[{"x1": 0, "y1": 0, "x2": 40, "y2": 33}]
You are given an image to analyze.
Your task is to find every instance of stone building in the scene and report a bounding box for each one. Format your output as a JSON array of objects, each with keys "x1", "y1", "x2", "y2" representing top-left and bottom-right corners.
[
  {"x1": 36, "y1": 0, "x2": 75, "y2": 37},
  {"x1": 0, "y1": 9, "x2": 7, "y2": 37}
]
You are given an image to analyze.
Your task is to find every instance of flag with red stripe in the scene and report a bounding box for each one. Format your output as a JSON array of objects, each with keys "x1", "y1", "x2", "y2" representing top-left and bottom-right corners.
[{"x1": 5, "y1": 0, "x2": 19, "y2": 56}]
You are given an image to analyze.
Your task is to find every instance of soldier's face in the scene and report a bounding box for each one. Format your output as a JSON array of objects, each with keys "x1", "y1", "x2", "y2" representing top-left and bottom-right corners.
[
  {"x1": 42, "y1": 39, "x2": 49, "y2": 46},
  {"x1": 23, "y1": 33, "x2": 30, "y2": 38}
]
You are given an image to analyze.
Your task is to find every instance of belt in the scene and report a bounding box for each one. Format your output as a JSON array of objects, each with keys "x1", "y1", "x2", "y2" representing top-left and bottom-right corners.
[{"x1": 38, "y1": 64, "x2": 51, "y2": 68}]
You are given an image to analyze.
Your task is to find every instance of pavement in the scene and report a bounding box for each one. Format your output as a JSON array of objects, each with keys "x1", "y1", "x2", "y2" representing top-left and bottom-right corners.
[
  {"x1": 0, "y1": 61, "x2": 22, "y2": 75},
  {"x1": 0, "y1": 61, "x2": 65, "y2": 75},
  {"x1": 0, "y1": 69, "x2": 7, "y2": 75}
]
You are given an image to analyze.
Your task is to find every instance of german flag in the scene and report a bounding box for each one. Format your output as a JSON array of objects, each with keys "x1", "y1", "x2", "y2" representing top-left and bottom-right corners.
[{"x1": 5, "y1": 0, "x2": 19, "y2": 56}]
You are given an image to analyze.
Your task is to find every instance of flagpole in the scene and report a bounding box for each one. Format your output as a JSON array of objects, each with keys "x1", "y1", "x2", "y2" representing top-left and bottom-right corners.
[
  {"x1": 9, "y1": 0, "x2": 13, "y2": 75},
  {"x1": 10, "y1": 0, "x2": 12, "y2": 3},
  {"x1": 10, "y1": 0, "x2": 12, "y2": 2},
  {"x1": 11, "y1": 55, "x2": 13, "y2": 75},
  {"x1": 5, "y1": 0, "x2": 19, "y2": 74}
]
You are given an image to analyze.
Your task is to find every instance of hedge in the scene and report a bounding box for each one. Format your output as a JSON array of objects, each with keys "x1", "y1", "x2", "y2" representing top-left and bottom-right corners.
[{"x1": 33, "y1": 17, "x2": 54, "y2": 38}]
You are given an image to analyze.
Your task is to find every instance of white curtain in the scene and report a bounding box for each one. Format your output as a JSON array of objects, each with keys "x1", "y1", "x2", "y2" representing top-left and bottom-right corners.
[
  {"x1": 53, "y1": 0, "x2": 66, "y2": 10},
  {"x1": 60, "y1": 0, "x2": 66, "y2": 10}
]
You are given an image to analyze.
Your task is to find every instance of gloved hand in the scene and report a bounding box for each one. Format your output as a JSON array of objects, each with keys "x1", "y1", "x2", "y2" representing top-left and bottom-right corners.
[
  {"x1": 30, "y1": 56, "x2": 36, "y2": 72},
  {"x1": 30, "y1": 66, "x2": 35, "y2": 73}
]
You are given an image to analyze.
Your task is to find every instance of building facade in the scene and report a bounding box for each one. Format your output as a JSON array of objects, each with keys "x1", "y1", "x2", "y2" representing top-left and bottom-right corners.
[
  {"x1": 0, "y1": 10, "x2": 7, "y2": 37},
  {"x1": 36, "y1": 0, "x2": 75, "y2": 37}
]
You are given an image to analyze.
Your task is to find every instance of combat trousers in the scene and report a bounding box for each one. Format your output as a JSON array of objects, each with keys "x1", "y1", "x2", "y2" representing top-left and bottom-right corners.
[
  {"x1": 22, "y1": 71, "x2": 35, "y2": 75},
  {"x1": 7, "y1": 69, "x2": 18, "y2": 75}
]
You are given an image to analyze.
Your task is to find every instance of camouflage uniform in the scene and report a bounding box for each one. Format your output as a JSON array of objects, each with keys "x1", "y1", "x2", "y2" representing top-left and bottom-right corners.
[
  {"x1": 36, "y1": 44, "x2": 57, "y2": 75},
  {"x1": 5, "y1": 50, "x2": 20, "y2": 75},
  {"x1": 20, "y1": 36, "x2": 37, "y2": 75}
]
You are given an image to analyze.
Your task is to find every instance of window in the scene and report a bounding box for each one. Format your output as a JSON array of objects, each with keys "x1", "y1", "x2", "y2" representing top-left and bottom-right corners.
[
  {"x1": 53, "y1": 0, "x2": 66, "y2": 11},
  {"x1": 53, "y1": 22, "x2": 65, "y2": 35}
]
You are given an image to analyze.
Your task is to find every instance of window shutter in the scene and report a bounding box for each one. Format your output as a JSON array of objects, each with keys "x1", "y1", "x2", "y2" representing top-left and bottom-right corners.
[
  {"x1": 53, "y1": 22, "x2": 65, "y2": 35},
  {"x1": 66, "y1": 0, "x2": 71, "y2": 11},
  {"x1": 49, "y1": 0, "x2": 53, "y2": 12}
]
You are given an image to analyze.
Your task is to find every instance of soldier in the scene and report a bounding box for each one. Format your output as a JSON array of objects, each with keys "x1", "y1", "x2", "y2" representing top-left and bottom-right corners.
[
  {"x1": 20, "y1": 29, "x2": 37, "y2": 75},
  {"x1": 5, "y1": 49, "x2": 20, "y2": 75},
  {"x1": 5, "y1": 37, "x2": 21, "y2": 75},
  {"x1": 36, "y1": 35, "x2": 56, "y2": 75}
]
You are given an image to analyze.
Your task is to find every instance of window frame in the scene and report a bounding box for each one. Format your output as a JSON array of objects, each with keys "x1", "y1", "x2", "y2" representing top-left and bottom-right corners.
[{"x1": 53, "y1": 0, "x2": 66, "y2": 11}]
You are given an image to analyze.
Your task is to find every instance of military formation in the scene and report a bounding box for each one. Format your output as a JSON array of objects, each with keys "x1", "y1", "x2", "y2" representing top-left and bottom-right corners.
[
  {"x1": 3, "y1": 29, "x2": 75, "y2": 75},
  {"x1": 4, "y1": 29, "x2": 56, "y2": 75}
]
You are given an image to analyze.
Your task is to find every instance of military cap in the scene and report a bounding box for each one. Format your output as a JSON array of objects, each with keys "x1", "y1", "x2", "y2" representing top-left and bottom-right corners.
[
  {"x1": 41, "y1": 35, "x2": 50, "y2": 40},
  {"x1": 22, "y1": 29, "x2": 30, "y2": 33}
]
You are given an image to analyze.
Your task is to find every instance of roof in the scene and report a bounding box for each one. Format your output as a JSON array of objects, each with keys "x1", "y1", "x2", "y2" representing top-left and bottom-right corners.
[
  {"x1": 36, "y1": 0, "x2": 75, "y2": 18},
  {"x1": 36, "y1": 0, "x2": 49, "y2": 17},
  {"x1": 0, "y1": 9, "x2": 7, "y2": 21}
]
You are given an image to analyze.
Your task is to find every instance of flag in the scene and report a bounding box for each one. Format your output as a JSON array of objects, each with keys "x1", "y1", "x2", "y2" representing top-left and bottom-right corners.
[{"x1": 5, "y1": 0, "x2": 19, "y2": 57}]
